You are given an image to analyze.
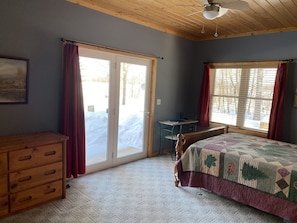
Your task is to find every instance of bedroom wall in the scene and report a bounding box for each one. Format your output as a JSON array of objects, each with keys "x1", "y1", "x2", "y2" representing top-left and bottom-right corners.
[
  {"x1": 0, "y1": 0, "x2": 194, "y2": 153},
  {"x1": 0, "y1": 0, "x2": 296, "y2": 154},
  {"x1": 189, "y1": 32, "x2": 297, "y2": 144}
]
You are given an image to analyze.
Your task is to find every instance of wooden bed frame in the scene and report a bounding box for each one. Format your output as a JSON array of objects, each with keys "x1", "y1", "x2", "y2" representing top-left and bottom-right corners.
[
  {"x1": 175, "y1": 126, "x2": 228, "y2": 160},
  {"x1": 174, "y1": 125, "x2": 228, "y2": 186},
  {"x1": 174, "y1": 125, "x2": 297, "y2": 222}
]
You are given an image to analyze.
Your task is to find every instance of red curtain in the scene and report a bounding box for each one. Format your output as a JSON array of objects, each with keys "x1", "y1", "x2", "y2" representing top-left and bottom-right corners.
[
  {"x1": 62, "y1": 43, "x2": 86, "y2": 178},
  {"x1": 267, "y1": 63, "x2": 288, "y2": 140},
  {"x1": 198, "y1": 64, "x2": 210, "y2": 127}
]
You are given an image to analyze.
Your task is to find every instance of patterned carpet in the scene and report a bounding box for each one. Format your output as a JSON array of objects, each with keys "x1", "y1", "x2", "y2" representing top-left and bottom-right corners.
[{"x1": 1, "y1": 155, "x2": 285, "y2": 223}]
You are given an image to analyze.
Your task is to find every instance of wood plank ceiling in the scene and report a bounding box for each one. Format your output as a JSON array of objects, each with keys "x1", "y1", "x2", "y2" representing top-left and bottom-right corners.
[{"x1": 67, "y1": 0, "x2": 297, "y2": 41}]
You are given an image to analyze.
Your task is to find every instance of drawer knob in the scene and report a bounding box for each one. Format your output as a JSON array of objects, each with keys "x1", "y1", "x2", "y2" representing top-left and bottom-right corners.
[
  {"x1": 18, "y1": 155, "x2": 32, "y2": 161},
  {"x1": 18, "y1": 175, "x2": 32, "y2": 182},
  {"x1": 44, "y1": 151, "x2": 56, "y2": 156},
  {"x1": 45, "y1": 188, "x2": 56, "y2": 194},
  {"x1": 19, "y1": 196, "x2": 32, "y2": 203},
  {"x1": 44, "y1": 169, "x2": 56, "y2": 175}
]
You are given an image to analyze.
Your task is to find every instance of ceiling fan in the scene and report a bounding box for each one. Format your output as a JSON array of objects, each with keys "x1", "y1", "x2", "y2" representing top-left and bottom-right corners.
[{"x1": 188, "y1": 0, "x2": 249, "y2": 20}]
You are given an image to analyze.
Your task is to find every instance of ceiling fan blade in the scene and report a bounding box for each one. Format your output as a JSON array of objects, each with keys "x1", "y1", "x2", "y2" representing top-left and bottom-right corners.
[
  {"x1": 217, "y1": 7, "x2": 228, "y2": 17},
  {"x1": 220, "y1": 1, "x2": 249, "y2": 10}
]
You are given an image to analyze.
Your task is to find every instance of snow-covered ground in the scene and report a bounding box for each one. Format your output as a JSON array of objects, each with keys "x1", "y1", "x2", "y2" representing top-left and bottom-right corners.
[{"x1": 85, "y1": 108, "x2": 144, "y2": 161}]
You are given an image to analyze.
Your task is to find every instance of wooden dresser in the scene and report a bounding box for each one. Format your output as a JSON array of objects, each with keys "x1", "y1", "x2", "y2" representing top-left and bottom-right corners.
[{"x1": 0, "y1": 132, "x2": 68, "y2": 218}]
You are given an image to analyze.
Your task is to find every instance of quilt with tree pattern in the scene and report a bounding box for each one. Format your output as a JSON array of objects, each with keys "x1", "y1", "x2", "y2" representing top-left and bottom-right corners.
[{"x1": 181, "y1": 133, "x2": 297, "y2": 202}]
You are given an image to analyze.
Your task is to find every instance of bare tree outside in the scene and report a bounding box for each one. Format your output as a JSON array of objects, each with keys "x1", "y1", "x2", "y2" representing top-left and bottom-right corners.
[{"x1": 210, "y1": 67, "x2": 277, "y2": 131}]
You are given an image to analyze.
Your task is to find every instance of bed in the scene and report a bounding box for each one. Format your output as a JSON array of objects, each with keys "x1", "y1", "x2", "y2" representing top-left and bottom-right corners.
[{"x1": 174, "y1": 126, "x2": 297, "y2": 222}]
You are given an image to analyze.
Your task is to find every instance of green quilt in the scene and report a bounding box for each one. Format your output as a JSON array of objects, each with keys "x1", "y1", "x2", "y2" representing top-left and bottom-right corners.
[{"x1": 181, "y1": 133, "x2": 297, "y2": 202}]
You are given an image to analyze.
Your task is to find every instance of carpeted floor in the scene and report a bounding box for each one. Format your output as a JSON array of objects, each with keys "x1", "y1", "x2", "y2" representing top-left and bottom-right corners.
[{"x1": 1, "y1": 155, "x2": 285, "y2": 223}]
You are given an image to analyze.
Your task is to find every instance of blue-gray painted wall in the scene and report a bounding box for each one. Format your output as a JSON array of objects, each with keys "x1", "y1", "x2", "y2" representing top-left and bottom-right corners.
[{"x1": 0, "y1": 0, "x2": 296, "y2": 153}]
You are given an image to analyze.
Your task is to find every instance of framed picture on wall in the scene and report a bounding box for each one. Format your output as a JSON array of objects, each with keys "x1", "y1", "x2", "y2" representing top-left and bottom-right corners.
[{"x1": 0, "y1": 56, "x2": 29, "y2": 104}]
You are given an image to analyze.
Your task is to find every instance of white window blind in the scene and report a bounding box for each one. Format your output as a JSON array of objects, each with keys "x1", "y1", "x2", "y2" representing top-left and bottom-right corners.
[{"x1": 209, "y1": 62, "x2": 278, "y2": 132}]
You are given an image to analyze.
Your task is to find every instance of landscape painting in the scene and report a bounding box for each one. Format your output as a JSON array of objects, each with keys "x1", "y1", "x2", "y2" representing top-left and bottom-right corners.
[{"x1": 0, "y1": 57, "x2": 28, "y2": 104}]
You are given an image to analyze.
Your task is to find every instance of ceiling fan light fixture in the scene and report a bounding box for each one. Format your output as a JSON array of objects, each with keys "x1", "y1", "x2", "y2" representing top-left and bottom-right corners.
[{"x1": 203, "y1": 4, "x2": 220, "y2": 20}]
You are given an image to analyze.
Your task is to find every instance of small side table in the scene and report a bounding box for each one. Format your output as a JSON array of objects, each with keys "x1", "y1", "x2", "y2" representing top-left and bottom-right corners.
[{"x1": 159, "y1": 119, "x2": 198, "y2": 155}]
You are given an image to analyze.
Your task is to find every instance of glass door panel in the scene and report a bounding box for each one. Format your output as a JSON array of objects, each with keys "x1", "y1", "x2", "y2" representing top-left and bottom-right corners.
[
  {"x1": 80, "y1": 56, "x2": 110, "y2": 166},
  {"x1": 117, "y1": 62, "x2": 147, "y2": 158}
]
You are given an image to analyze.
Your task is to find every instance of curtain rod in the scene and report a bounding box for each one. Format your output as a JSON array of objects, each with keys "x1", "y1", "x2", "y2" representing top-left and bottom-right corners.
[
  {"x1": 204, "y1": 59, "x2": 296, "y2": 64},
  {"x1": 61, "y1": 38, "x2": 164, "y2": 60}
]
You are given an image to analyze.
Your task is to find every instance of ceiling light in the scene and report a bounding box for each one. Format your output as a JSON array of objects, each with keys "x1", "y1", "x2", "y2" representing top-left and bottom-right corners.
[{"x1": 203, "y1": 5, "x2": 220, "y2": 20}]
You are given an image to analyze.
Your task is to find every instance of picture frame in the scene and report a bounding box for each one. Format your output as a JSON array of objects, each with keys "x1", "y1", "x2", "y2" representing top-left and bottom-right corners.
[{"x1": 0, "y1": 56, "x2": 29, "y2": 104}]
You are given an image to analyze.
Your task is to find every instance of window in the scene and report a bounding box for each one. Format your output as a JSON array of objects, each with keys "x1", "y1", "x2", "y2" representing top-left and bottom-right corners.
[{"x1": 209, "y1": 62, "x2": 278, "y2": 132}]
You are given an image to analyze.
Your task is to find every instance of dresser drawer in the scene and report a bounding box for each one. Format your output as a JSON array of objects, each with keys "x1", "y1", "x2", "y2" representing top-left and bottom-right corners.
[
  {"x1": 9, "y1": 143, "x2": 62, "y2": 171},
  {"x1": 0, "y1": 153, "x2": 7, "y2": 174},
  {"x1": 10, "y1": 180, "x2": 62, "y2": 213},
  {"x1": 10, "y1": 162, "x2": 62, "y2": 193},
  {"x1": 0, "y1": 175, "x2": 8, "y2": 196},
  {"x1": 0, "y1": 196, "x2": 9, "y2": 217}
]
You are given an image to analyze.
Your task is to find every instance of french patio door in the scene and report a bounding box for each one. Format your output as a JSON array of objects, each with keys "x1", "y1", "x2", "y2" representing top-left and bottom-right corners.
[{"x1": 79, "y1": 47, "x2": 153, "y2": 173}]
